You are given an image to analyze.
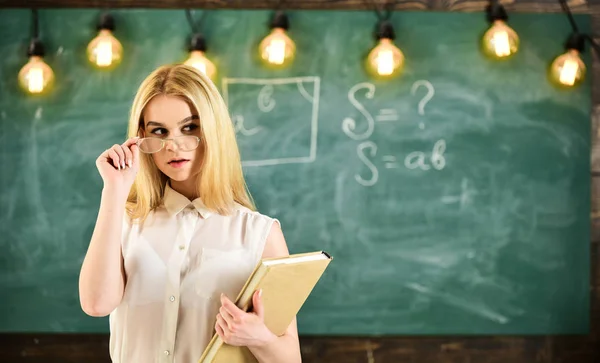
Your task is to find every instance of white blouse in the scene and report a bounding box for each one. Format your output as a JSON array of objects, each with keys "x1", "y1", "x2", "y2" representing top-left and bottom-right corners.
[{"x1": 109, "y1": 183, "x2": 278, "y2": 363}]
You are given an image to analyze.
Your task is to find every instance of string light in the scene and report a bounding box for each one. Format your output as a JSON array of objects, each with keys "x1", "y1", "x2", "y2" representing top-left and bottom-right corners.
[
  {"x1": 12, "y1": 2, "x2": 600, "y2": 94},
  {"x1": 87, "y1": 12, "x2": 123, "y2": 69},
  {"x1": 183, "y1": 9, "x2": 216, "y2": 80},
  {"x1": 548, "y1": 0, "x2": 600, "y2": 88},
  {"x1": 366, "y1": 20, "x2": 404, "y2": 78},
  {"x1": 184, "y1": 34, "x2": 216, "y2": 79},
  {"x1": 365, "y1": 1, "x2": 404, "y2": 78},
  {"x1": 18, "y1": 9, "x2": 54, "y2": 95},
  {"x1": 481, "y1": 0, "x2": 519, "y2": 60},
  {"x1": 549, "y1": 33, "x2": 586, "y2": 88},
  {"x1": 259, "y1": 11, "x2": 296, "y2": 67}
]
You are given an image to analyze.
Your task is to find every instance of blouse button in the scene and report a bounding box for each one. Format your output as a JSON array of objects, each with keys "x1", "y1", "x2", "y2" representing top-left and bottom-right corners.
[
  {"x1": 169, "y1": 295, "x2": 176, "y2": 302},
  {"x1": 164, "y1": 350, "x2": 170, "y2": 356}
]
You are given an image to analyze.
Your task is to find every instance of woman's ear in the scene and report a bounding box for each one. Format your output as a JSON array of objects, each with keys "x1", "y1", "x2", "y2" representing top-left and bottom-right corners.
[{"x1": 138, "y1": 117, "x2": 145, "y2": 137}]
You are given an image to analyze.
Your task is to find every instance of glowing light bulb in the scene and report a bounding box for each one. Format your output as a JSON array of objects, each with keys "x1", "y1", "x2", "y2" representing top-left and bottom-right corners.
[
  {"x1": 184, "y1": 33, "x2": 217, "y2": 80},
  {"x1": 19, "y1": 56, "x2": 54, "y2": 94},
  {"x1": 18, "y1": 56, "x2": 54, "y2": 94},
  {"x1": 548, "y1": 33, "x2": 587, "y2": 88},
  {"x1": 87, "y1": 29, "x2": 123, "y2": 68},
  {"x1": 481, "y1": 20, "x2": 519, "y2": 59},
  {"x1": 367, "y1": 38, "x2": 404, "y2": 77},
  {"x1": 87, "y1": 13, "x2": 122, "y2": 69},
  {"x1": 18, "y1": 11, "x2": 53, "y2": 95},
  {"x1": 549, "y1": 49, "x2": 586, "y2": 88},
  {"x1": 259, "y1": 27, "x2": 295, "y2": 67},
  {"x1": 184, "y1": 50, "x2": 216, "y2": 80},
  {"x1": 259, "y1": 11, "x2": 295, "y2": 68},
  {"x1": 366, "y1": 21, "x2": 404, "y2": 78},
  {"x1": 482, "y1": 2, "x2": 519, "y2": 60}
]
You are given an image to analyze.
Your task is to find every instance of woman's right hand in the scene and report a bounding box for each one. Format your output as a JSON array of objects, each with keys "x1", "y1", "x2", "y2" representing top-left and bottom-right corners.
[{"x1": 96, "y1": 137, "x2": 140, "y2": 193}]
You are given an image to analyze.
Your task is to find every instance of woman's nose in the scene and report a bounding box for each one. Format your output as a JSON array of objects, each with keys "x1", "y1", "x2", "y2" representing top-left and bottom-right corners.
[{"x1": 165, "y1": 139, "x2": 178, "y2": 152}]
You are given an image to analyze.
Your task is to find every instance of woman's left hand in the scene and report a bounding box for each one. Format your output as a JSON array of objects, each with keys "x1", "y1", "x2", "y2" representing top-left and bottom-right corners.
[{"x1": 215, "y1": 290, "x2": 277, "y2": 348}]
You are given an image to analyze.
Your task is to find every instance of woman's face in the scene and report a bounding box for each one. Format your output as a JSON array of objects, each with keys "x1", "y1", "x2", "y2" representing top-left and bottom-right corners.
[{"x1": 142, "y1": 95, "x2": 203, "y2": 182}]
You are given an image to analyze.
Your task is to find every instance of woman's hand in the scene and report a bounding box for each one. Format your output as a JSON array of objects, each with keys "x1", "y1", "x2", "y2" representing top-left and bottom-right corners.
[
  {"x1": 215, "y1": 290, "x2": 277, "y2": 348},
  {"x1": 96, "y1": 137, "x2": 140, "y2": 194}
]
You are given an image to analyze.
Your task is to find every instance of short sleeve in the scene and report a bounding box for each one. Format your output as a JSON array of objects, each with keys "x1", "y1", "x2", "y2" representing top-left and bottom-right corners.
[{"x1": 244, "y1": 212, "x2": 280, "y2": 264}]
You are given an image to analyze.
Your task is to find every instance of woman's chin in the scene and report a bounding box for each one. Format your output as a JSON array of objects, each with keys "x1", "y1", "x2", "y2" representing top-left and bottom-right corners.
[
  {"x1": 165, "y1": 172, "x2": 191, "y2": 182},
  {"x1": 162, "y1": 168, "x2": 201, "y2": 182}
]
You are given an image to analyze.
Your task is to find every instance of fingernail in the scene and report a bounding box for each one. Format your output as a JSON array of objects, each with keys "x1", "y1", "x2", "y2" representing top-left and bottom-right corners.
[
  {"x1": 122, "y1": 162, "x2": 126, "y2": 169},
  {"x1": 128, "y1": 160, "x2": 132, "y2": 167},
  {"x1": 259, "y1": 289, "x2": 262, "y2": 298}
]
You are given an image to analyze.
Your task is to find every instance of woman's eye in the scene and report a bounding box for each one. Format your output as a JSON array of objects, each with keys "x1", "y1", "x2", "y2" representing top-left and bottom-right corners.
[
  {"x1": 183, "y1": 124, "x2": 199, "y2": 132},
  {"x1": 150, "y1": 128, "x2": 167, "y2": 135}
]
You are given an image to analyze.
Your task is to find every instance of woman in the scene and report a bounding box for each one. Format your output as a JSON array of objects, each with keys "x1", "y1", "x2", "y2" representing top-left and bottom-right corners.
[{"x1": 78, "y1": 64, "x2": 301, "y2": 363}]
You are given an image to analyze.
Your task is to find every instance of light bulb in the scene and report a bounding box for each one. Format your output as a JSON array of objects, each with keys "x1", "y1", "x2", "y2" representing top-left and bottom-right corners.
[
  {"x1": 184, "y1": 34, "x2": 217, "y2": 80},
  {"x1": 482, "y1": 2, "x2": 518, "y2": 60},
  {"x1": 87, "y1": 13, "x2": 122, "y2": 69},
  {"x1": 259, "y1": 27, "x2": 295, "y2": 66},
  {"x1": 18, "y1": 12, "x2": 54, "y2": 95},
  {"x1": 18, "y1": 56, "x2": 54, "y2": 94},
  {"x1": 548, "y1": 33, "x2": 587, "y2": 88},
  {"x1": 184, "y1": 50, "x2": 216, "y2": 80},
  {"x1": 366, "y1": 21, "x2": 404, "y2": 78},
  {"x1": 367, "y1": 38, "x2": 404, "y2": 77},
  {"x1": 259, "y1": 11, "x2": 295, "y2": 67},
  {"x1": 549, "y1": 49, "x2": 586, "y2": 88},
  {"x1": 87, "y1": 29, "x2": 123, "y2": 68},
  {"x1": 481, "y1": 20, "x2": 519, "y2": 59}
]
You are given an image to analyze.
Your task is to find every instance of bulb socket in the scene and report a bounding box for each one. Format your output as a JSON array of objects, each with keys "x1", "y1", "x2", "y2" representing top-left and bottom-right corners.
[
  {"x1": 375, "y1": 20, "x2": 395, "y2": 41},
  {"x1": 98, "y1": 12, "x2": 116, "y2": 31},
  {"x1": 565, "y1": 32, "x2": 585, "y2": 53},
  {"x1": 189, "y1": 33, "x2": 207, "y2": 52},
  {"x1": 486, "y1": 2, "x2": 508, "y2": 23},
  {"x1": 27, "y1": 38, "x2": 45, "y2": 57},
  {"x1": 270, "y1": 11, "x2": 289, "y2": 30}
]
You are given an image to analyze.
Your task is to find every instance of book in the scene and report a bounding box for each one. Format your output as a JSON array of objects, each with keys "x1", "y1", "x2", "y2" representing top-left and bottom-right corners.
[{"x1": 197, "y1": 250, "x2": 333, "y2": 363}]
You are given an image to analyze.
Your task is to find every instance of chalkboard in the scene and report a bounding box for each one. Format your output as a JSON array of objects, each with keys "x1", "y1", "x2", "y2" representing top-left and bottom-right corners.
[{"x1": 0, "y1": 9, "x2": 592, "y2": 335}]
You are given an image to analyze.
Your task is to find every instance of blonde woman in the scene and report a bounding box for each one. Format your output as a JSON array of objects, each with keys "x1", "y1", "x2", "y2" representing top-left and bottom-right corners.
[{"x1": 78, "y1": 64, "x2": 301, "y2": 363}]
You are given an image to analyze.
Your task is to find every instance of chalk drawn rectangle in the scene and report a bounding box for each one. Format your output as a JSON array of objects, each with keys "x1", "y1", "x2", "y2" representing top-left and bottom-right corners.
[{"x1": 222, "y1": 77, "x2": 320, "y2": 167}]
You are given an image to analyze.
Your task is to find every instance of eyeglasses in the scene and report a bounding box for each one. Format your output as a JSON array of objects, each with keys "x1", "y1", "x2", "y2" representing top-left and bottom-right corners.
[{"x1": 137, "y1": 135, "x2": 201, "y2": 154}]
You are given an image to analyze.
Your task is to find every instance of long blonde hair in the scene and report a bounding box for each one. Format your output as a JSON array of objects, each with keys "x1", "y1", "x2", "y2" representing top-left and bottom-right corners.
[{"x1": 125, "y1": 64, "x2": 255, "y2": 221}]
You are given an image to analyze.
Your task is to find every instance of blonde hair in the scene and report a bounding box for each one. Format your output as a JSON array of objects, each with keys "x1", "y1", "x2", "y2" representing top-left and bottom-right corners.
[{"x1": 125, "y1": 64, "x2": 255, "y2": 221}]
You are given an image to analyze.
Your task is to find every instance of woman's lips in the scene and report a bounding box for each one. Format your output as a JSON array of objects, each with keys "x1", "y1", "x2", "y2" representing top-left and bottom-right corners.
[{"x1": 168, "y1": 159, "x2": 190, "y2": 168}]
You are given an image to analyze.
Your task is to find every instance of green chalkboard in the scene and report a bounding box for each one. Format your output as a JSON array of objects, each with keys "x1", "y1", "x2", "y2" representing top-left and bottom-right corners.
[{"x1": 0, "y1": 9, "x2": 591, "y2": 335}]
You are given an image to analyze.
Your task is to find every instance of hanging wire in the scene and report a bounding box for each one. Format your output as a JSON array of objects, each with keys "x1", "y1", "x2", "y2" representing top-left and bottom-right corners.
[
  {"x1": 558, "y1": 0, "x2": 579, "y2": 33},
  {"x1": 185, "y1": 9, "x2": 207, "y2": 34},
  {"x1": 31, "y1": 9, "x2": 39, "y2": 38},
  {"x1": 558, "y1": 0, "x2": 600, "y2": 57},
  {"x1": 367, "y1": 0, "x2": 385, "y2": 20},
  {"x1": 185, "y1": 9, "x2": 197, "y2": 33},
  {"x1": 366, "y1": 0, "x2": 396, "y2": 21},
  {"x1": 382, "y1": 0, "x2": 395, "y2": 20}
]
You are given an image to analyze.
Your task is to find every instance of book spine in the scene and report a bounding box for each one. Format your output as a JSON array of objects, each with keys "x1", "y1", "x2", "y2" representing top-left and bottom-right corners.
[{"x1": 236, "y1": 265, "x2": 270, "y2": 311}]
